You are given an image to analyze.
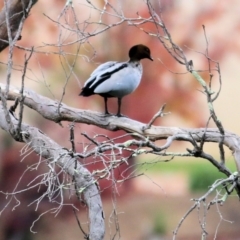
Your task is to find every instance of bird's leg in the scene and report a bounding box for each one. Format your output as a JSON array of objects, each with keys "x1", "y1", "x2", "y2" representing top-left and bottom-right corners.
[
  {"x1": 104, "y1": 97, "x2": 110, "y2": 115},
  {"x1": 116, "y1": 98, "x2": 127, "y2": 117},
  {"x1": 117, "y1": 98, "x2": 122, "y2": 117}
]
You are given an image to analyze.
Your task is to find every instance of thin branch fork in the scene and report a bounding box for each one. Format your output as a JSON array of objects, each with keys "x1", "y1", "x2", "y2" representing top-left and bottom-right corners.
[
  {"x1": 142, "y1": 103, "x2": 170, "y2": 130},
  {"x1": 173, "y1": 172, "x2": 238, "y2": 240}
]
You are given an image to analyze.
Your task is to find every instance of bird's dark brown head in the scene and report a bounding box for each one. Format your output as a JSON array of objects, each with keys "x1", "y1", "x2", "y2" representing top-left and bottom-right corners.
[{"x1": 129, "y1": 44, "x2": 153, "y2": 61}]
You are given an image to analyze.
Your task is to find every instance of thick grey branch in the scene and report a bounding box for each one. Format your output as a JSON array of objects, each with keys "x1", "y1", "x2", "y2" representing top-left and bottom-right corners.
[
  {"x1": 2, "y1": 83, "x2": 240, "y2": 173},
  {"x1": 0, "y1": 103, "x2": 105, "y2": 240}
]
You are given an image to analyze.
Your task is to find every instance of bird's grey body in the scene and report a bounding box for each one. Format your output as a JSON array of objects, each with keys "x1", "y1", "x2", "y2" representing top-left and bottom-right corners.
[{"x1": 89, "y1": 61, "x2": 142, "y2": 98}]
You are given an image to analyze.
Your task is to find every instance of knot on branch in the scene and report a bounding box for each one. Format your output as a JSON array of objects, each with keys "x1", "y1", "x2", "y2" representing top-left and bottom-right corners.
[{"x1": 186, "y1": 147, "x2": 201, "y2": 157}]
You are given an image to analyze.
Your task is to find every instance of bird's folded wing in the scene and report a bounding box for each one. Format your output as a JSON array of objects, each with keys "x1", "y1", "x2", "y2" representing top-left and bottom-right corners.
[
  {"x1": 90, "y1": 61, "x2": 118, "y2": 77},
  {"x1": 84, "y1": 62, "x2": 128, "y2": 90}
]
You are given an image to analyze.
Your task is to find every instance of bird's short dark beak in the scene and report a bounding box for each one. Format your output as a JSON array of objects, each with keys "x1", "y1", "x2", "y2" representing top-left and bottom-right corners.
[{"x1": 148, "y1": 56, "x2": 153, "y2": 61}]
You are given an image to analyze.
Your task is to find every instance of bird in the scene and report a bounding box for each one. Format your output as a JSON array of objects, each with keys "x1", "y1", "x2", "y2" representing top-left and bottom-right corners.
[{"x1": 79, "y1": 44, "x2": 153, "y2": 117}]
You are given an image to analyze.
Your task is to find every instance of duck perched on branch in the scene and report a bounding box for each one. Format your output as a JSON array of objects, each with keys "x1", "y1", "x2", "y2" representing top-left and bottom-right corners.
[{"x1": 80, "y1": 44, "x2": 153, "y2": 117}]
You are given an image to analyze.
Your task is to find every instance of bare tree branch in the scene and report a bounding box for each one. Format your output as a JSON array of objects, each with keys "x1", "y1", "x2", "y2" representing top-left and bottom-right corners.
[
  {"x1": 0, "y1": 0, "x2": 239, "y2": 238},
  {"x1": 0, "y1": 103, "x2": 105, "y2": 240},
  {"x1": 2, "y1": 83, "x2": 240, "y2": 174}
]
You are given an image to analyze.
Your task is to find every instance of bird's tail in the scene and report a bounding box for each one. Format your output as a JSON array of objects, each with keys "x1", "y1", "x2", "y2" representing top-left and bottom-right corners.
[{"x1": 79, "y1": 88, "x2": 94, "y2": 96}]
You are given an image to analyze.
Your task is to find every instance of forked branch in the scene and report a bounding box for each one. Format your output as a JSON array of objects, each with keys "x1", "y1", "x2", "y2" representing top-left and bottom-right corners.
[{"x1": 0, "y1": 103, "x2": 105, "y2": 240}]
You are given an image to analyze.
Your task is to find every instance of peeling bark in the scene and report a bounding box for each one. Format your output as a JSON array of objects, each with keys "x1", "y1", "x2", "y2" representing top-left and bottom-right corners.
[{"x1": 0, "y1": 0, "x2": 37, "y2": 52}]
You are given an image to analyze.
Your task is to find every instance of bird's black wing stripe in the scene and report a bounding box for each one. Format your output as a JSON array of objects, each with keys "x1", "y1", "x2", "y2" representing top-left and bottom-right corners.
[
  {"x1": 84, "y1": 77, "x2": 96, "y2": 89},
  {"x1": 80, "y1": 63, "x2": 128, "y2": 96},
  {"x1": 91, "y1": 63, "x2": 128, "y2": 89}
]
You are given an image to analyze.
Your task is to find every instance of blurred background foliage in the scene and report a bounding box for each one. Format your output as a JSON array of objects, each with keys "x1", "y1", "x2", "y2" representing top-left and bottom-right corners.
[{"x1": 0, "y1": 0, "x2": 240, "y2": 239}]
